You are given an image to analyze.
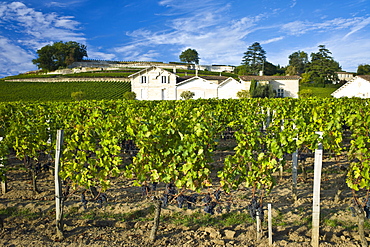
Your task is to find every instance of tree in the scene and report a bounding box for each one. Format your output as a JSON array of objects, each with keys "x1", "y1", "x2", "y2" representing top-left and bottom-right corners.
[
  {"x1": 307, "y1": 45, "x2": 341, "y2": 85},
  {"x1": 242, "y1": 42, "x2": 266, "y2": 75},
  {"x1": 123, "y1": 92, "x2": 137, "y2": 100},
  {"x1": 253, "y1": 84, "x2": 275, "y2": 98},
  {"x1": 264, "y1": 61, "x2": 279, "y2": 75},
  {"x1": 357, "y1": 64, "x2": 370, "y2": 75},
  {"x1": 300, "y1": 72, "x2": 313, "y2": 83},
  {"x1": 179, "y1": 48, "x2": 199, "y2": 64},
  {"x1": 249, "y1": 79, "x2": 257, "y2": 96},
  {"x1": 32, "y1": 41, "x2": 87, "y2": 71},
  {"x1": 298, "y1": 89, "x2": 313, "y2": 98},
  {"x1": 249, "y1": 79, "x2": 275, "y2": 98},
  {"x1": 236, "y1": 89, "x2": 250, "y2": 98},
  {"x1": 234, "y1": 65, "x2": 248, "y2": 75},
  {"x1": 288, "y1": 51, "x2": 308, "y2": 75},
  {"x1": 180, "y1": 90, "x2": 195, "y2": 100},
  {"x1": 285, "y1": 65, "x2": 297, "y2": 76}
]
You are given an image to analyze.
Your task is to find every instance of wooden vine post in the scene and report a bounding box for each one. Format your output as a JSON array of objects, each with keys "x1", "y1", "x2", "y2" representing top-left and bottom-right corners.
[
  {"x1": 292, "y1": 149, "x2": 298, "y2": 201},
  {"x1": 268, "y1": 203, "x2": 273, "y2": 246},
  {"x1": 0, "y1": 136, "x2": 7, "y2": 195},
  {"x1": 256, "y1": 210, "x2": 262, "y2": 240},
  {"x1": 149, "y1": 199, "x2": 162, "y2": 243},
  {"x1": 311, "y1": 131, "x2": 323, "y2": 247},
  {"x1": 55, "y1": 130, "x2": 64, "y2": 240},
  {"x1": 291, "y1": 122, "x2": 298, "y2": 201}
]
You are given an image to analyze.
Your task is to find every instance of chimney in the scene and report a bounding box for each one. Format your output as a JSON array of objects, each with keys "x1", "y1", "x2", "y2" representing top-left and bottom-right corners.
[
  {"x1": 196, "y1": 69, "x2": 198, "y2": 77},
  {"x1": 173, "y1": 66, "x2": 177, "y2": 74},
  {"x1": 259, "y1": 70, "x2": 263, "y2": 76}
]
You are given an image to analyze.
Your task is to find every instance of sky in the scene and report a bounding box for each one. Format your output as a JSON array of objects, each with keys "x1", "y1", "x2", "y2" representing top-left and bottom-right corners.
[{"x1": 0, "y1": 0, "x2": 370, "y2": 78}]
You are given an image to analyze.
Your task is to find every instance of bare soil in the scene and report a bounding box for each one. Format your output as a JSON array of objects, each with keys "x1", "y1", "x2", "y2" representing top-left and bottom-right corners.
[{"x1": 0, "y1": 144, "x2": 368, "y2": 247}]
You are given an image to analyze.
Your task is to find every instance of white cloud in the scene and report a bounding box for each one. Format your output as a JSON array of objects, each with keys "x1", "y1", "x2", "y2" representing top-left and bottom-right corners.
[
  {"x1": 290, "y1": 0, "x2": 297, "y2": 8},
  {"x1": 0, "y1": 1, "x2": 87, "y2": 76},
  {"x1": 0, "y1": 36, "x2": 36, "y2": 77},
  {"x1": 0, "y1": 2, "x2": 85, "y2": 46},
  {"x1": 114, "y1": 0, "x2": 265, "y2": 65},
  {"x1": 281, "y1": 17, "x2": 370, "y2": 36},
  {"x1": 45, "y1": 1, "x2": 86, "y2": 8},
  {"x1": 343, "y1": 17, "x2": 370, "y2": 39},
  {"x1": 88, "y1": 50, "x2": 116, "y2": 61},
  {"x1": 260, "y1": 36, "x2": 285, "y2": 45}
]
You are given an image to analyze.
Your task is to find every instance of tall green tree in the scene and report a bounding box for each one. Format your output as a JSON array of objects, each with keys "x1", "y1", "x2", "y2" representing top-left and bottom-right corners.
[
  {"x1": 242, "y1": 42, "x2": 266, "y2": 75},
  {"x1": 264, "y1": 61, "x2": 281, "y2": 75},
  {"x1": 179, "y1": 48, "x2": 200, "y2": 64},
  {"x1": 32, "y1": 41, "x2": 87, "y2": 71},
  {"x1": 285, "y1": 65, "x2": 297, "y2": 76},
  {"x1": 307, "y1": 45, "x2": 341, "y2": 85},
  {"x1": 357, "y1": 64, "x2": 370, "y2": 75},
  {"x1": 249, "y1": 79, "x2": 257, "y2": 96},
  {"x1": 288, "y1": 51, "x2": 308, "y2": 75}
]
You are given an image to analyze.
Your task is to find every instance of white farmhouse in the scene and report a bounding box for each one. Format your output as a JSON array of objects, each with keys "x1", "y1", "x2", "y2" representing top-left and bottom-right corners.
[
  {"x1": 129, "y1": 67, "x2": 178, "y2": 100},
  {"x1": 331, "y1": 75, "x2": 370, "y2": 98},
  {"x1": 239, "y1": 75, "x2": 300, "y2": 98},
  {"x1": 130, "y1": 67, "x2": 300, "y2": 100},
  {"x1": 176, "y1": 76, "x2": 222, "y2": 99}
]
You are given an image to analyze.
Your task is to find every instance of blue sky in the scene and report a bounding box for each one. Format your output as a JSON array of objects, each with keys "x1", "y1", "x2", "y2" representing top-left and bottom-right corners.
[{"x1": 1, "y1": 0, "x2": 370, "y2": 78}]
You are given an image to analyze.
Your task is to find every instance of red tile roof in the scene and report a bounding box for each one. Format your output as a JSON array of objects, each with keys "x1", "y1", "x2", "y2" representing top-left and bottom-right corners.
[{"x1": 239, "y1": 75, "x2": 301, "y2": 81}]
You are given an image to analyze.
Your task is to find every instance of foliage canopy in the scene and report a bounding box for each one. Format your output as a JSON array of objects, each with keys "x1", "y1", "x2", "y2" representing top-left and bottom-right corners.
[
  {"x1": 179, "y1": 48, "x2": 200, "y2": 64},
  {"x1": 357, "y1": 64, "x2": 370, "y2": 75},
  {"x1": 306, "y1": 45, "x2": 341, "y2": 85},
  {"x1": 32, "y1": 41, "x2": 87, "y2": 71},
  {"x1": 241, "y1": 42, "x2": 266, "y2": 75},
  {"x1": 180, "y1": 90, "x2": 195, "y2": 100}
]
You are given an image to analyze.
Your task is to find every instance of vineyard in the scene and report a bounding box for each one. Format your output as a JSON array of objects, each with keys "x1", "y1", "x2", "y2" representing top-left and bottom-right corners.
[
  {"x1": 0, "y1": 81, "x2": 131, "y2": 102},
  {"x1": 1, "y1": 98, "x2": 370, "y2": 246}
]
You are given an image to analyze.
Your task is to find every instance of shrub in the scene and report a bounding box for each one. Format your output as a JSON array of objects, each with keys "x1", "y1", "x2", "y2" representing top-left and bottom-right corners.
[
  {"x1": 180, "y1": 90, "x2": 195, "y2": 100},
  {"x1": 71, "y1": 91, "x2": 85, "y2": 101},
  {"x1": 236, "y1": 90, "x2": 250, "y2": 99},
  {"x1": 299, "y1": 89, "x2": 313, "y2": 98},
  {"x1": 123, "y1": 91, "x2": 136, "y2": 100}
]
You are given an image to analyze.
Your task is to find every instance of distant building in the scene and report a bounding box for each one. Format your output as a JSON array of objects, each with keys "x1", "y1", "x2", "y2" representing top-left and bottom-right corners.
[
  {"x1": 239, "y1": 75, "x2": 300, "y2": 98},
  {"x1": 130, "y1": 67, "x2": 300, "y2": 100},
  {"x1": 70, "y1": 60, "x2": 235, "y2": 73},
  {"x1": 332, "y1": 75, "x2": 370, "y2": 98},
  {"x1": 335, "y1": 71, "x2": 355, "y2": 82}
]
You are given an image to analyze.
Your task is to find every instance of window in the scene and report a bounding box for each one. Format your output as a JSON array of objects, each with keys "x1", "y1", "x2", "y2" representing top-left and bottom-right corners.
[
  {"x1": 161, "y1": 89, "x2": 166, "y2": 100},
  {"x1": 277, "y1": 89, "x2": 284, "y2": 98},
  {"x1": 161, "y1": 76, "x2": 170, "y2": 84},
  {"x1": 141, "y1": 89, "x2": 147, "y2": 99},
  {"x1": 141, "y1": 76, "x2": 147, "y2": 84}
]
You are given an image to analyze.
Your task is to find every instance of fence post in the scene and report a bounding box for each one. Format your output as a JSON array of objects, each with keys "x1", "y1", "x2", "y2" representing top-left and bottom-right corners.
[
  {"x1": 268, "y1": 203, "x2": 273, "y2": 246},
  {"x1": 311, "y1": 131, "x2": 323, "y2": 247},
  {"x1": 0, "y1": 137, "x2": 7, "y2": 195},
  {"x1": 292, "y1": 149, "x2": 298, "y2": 201},
  {"x1": 256, "y1": 210, "x2": 262, "y2": 241},
  {"x1": 55, "y1": 130, "x2": 64, "y2": 240}
]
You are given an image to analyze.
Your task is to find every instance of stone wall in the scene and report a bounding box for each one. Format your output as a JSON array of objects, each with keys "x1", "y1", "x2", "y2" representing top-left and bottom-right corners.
[
  {"x1": 70, "y1": 61, "x2": 235, "y2": 73},
  {"x1": 5, "y1": 78, "x2": 129, "y2": 83}
]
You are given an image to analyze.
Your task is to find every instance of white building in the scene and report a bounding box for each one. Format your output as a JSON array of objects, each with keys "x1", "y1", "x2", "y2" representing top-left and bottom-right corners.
[
  {"x1": 331, "y1": 75, "x2": 370, "y2": 98},
  {"x1": 335, "y1": 71, "x2": 355, "y2": 82},
  {"x1": 239, "y1": 75, "x2": 300, "y2": 98},
  {"x1": 129, "y1": 67, "x2": 178, "y2": 100},
  {"x1": 130, "y1": 67, "x2": 300, "y2": 100}
]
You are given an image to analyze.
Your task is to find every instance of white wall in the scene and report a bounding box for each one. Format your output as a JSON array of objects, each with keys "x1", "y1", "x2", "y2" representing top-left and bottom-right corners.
[
  {"x1": 332, "y1": 77, "x2": 370, "y2": 98},
  {"x1": 177, "y1": 77, "x2": 218, "y2": 99},
  {"x1": 131, "y1": 67, "x2": 177, "y2": 100},
  {"x1": 218, "y1": 78, "x2": 245, "y2": 99}
]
